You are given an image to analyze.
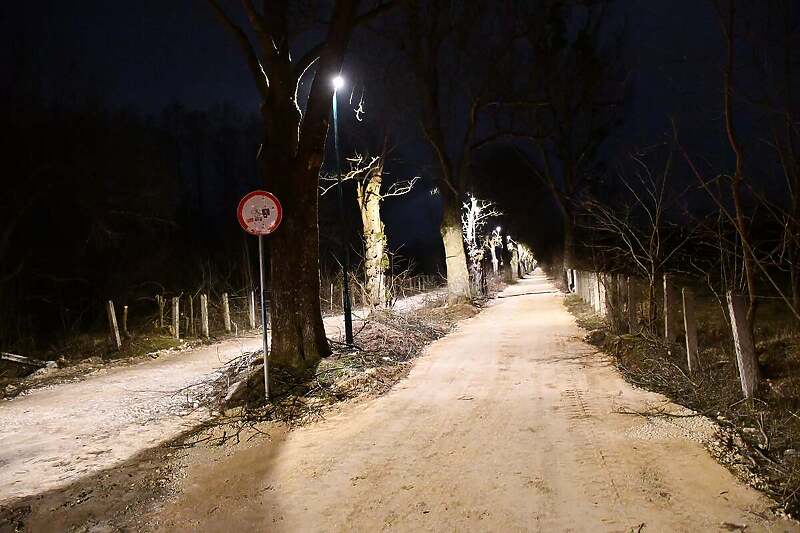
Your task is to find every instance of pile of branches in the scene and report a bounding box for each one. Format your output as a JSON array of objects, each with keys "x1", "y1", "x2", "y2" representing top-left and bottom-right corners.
[{"x1": 176, "y1": 306, "x2": 459, "y2": 447}]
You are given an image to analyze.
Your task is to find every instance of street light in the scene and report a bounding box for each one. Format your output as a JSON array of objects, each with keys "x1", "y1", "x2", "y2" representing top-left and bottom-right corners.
[{"x1": 331, "y1": 74, "x2": 354, "y2": 345}]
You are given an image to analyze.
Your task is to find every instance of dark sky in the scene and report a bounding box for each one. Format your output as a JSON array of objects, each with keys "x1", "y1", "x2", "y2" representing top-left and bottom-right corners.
[
  {"x1": 1, "y1": 1, "x2": 740, "y2": 257},
  {"x1": 3, "y1": 2, "x2": 720, "y2": 130},
  {"x1": 3, "y1": 1, "x2": 258, "y2": 111}
]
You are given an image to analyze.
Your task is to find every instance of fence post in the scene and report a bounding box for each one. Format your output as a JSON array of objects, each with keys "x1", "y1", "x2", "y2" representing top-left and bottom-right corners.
[
  {"x1": 122, "y1": 305, "x2": 130, "y2": 338},
  {"x1": 156, "y1": 295, "x2": 165, "y2": 328},
  {"x1": 189, "y1": 295, "x2": 194, "y2": 336},
  {"x1": 172, "y1": 296, "x2": 180, "y2": 340},
  {"x1": 682, "y1": 288, "x2": 699, "y2": 372},
  {"x1": 663, "y1": 273, "x2": 678, "y2": 342},
  {"x1": 627, "y1": 276, "x2": 637, "y2": 332},
  {"x1": 200, "y1": 294, "x2": 210, "y2": 338},
  {"x1": 249, "y1": 291, "x2": 256, "y2": 329},
  {"x1": 727, "y1": 292, "x2": 759, "y2": 398},
  {"x1": 222, "y1": 292, "x2": 231, "y2": 333},
  {"x1": 597, "y1": 274, "x2": 607, "y2": 316},
  {"x1": 106, "y1": 300, "x2": 122, "y2": 350}
]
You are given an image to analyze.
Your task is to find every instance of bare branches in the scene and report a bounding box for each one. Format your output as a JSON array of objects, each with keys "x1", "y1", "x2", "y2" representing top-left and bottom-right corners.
[
  {"x1": 294, "y1": 1, "x2": 397, "y2": 80},
  {"x1": 206, "y1": 0, "x2": 269, "y2": 99}
]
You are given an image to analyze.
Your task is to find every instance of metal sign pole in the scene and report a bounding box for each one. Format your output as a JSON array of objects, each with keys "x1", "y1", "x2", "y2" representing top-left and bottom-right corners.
[{"x1": 258, "y1": 234, "x2": 269, "y2": 400}]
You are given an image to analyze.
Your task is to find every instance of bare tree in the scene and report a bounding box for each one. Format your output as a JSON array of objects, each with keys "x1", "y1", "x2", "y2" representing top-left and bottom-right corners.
[
  {"x1": 206, "y1": 1, "x2": 393, "y2": 371},
  {"x1": 584, "y1": 145, "x2": 693, "y2": 332},
  {"x1": 514, "y1": 0, "x2": 626, "y2": 286},
  {"x1": 397, "y1": 1, "x2": 537, "y2": 302},
  {"x1": 322, "y1": 152, "x2": 418, "y2": 307},
  {"x1": 461, "y1": 194, "x2": 500, "y2": 297}
]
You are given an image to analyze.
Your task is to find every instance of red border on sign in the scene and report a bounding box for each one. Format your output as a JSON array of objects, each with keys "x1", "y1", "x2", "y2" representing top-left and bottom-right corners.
[{"x1": 237, "y1": 190, "x2": 283, "y2": 235}]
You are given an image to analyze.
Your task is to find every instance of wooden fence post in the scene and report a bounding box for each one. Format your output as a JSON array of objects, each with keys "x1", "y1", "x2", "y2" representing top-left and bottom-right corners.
[
  {"x1": 663, "y1": 273, "x2": 678, "y2": 342},
  {"x1": 682, "y1": 288, "x2": 699, "y2": 372},
  {"x1": 172, "y1": 296, "x2": 180, "y2": 340},
  {"x1": 201, "y1": 294, "x2": 210, "y2": 338},
  {"x1": 156, "y1": 295, "x2": 165, "y2": 328},
  {"x1": 222, "y1": 292, "x2": 231, "y2": 333},
  {"x1": 627, "y1": 276, "x2": 638, "y2": 332},
  {"x1": 727, "y1": 292, "x2": 760, "y2": 398},
  {"x1": 249, "y1": 291, "x2": 256, "y2": 329},
  {"x1": 189, "y1": 295, "x2": 194, "y2": 336},
  {"x1": 106, "y1": 300, "x2": 122, "y2": 350},
  {"x1": 122, "y1": 305, "x2": 130, "y2": 338}
]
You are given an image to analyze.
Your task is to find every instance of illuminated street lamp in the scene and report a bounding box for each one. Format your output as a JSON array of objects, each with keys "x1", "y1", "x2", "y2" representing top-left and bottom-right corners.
[{"x1": 332, "y1": 74, "x2": 354, "y2": 345}]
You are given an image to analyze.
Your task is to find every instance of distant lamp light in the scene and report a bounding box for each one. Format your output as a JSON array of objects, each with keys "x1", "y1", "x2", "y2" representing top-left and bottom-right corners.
[
  {"x1": 332, "y1": 75, "x2": 345, "y2": 90},
  {"x1": 496, "y1": 226, "x2": 502, "y2": 232}
]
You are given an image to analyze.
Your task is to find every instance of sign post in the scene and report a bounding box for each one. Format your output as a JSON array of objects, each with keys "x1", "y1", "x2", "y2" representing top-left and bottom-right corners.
[{"x1": 237, "y1": 190, "x2": 283, "y2": 400}]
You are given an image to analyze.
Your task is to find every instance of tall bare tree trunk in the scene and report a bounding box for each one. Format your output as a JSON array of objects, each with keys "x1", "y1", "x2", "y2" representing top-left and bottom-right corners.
[
  {"x1": 441, "y1": 196, "x2": 470, "y2": 301},
  {"x1": 357, "y1": 166, "x2": 387, "y2": 308},
  {"x1": 268, "y1": 161, "x2": 331, "y2": 369}
]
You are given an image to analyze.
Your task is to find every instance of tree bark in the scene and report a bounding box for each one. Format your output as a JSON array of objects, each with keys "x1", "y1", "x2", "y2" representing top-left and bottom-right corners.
[
  {"x1": 268, "y1": 163, "x2": 331, "y2": 370},
  {"x1": 357, "y1": 166, "x2": 387, "y2": 308},
  {"x1": 441, "y1": 196, "x2": 471, "y2": 301}
]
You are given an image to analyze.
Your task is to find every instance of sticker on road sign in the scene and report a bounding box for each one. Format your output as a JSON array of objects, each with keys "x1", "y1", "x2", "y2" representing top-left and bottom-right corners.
[{"x1": 237, "y1": 190, "x2": 283, "y2": 235}]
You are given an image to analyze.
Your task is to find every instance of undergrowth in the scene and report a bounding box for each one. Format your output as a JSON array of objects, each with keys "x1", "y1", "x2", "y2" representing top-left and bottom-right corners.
[{"x1": 565, "y1": 294, "x2": 800, "y2": 516}]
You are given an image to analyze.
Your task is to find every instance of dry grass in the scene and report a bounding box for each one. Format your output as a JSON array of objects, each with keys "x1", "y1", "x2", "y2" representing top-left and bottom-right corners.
[{"x1": 565, "y1": 293, "x2": 800, "y2": 516}]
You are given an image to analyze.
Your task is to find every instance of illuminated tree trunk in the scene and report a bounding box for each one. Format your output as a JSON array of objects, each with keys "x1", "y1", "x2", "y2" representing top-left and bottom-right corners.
[
  {"x1": 356, "y1": 166, "x2": 387, "y2": 308},
  {"x1": 267, "y1": 147, "x2": 331, "y2": 370},
  {"x1": 441, "y1": 197, "x2": 470, "y2": 301}
]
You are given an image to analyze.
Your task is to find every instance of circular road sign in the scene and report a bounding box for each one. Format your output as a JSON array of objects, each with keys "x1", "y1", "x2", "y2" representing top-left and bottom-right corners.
[{"x1": 237, "y1": 190, "x2": 283, "y2": 236}]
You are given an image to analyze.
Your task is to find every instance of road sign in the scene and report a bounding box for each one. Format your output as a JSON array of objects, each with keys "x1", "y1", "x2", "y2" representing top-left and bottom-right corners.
[
  {"x1": 237, "y1": 190, "x2": 283, "y2": 236},
  {"x1": 237, "y1": 190, "x2": 282, "y2": 401}
]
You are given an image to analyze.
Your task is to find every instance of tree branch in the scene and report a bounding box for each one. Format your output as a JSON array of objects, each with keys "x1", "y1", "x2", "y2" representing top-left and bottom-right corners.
[{"x1": 207, "y1": 0, "x2": 269, "y2": 99}]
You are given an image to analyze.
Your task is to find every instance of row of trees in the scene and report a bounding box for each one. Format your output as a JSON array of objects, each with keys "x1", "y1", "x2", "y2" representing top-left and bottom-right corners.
[{"x1": 206, "y1": 0, "x2": 618, "y2": 373}]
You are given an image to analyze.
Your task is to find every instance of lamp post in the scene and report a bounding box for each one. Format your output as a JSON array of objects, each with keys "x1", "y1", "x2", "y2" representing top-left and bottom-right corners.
[{"x1": 332, "y1": 75, "x2": 354, "y2": 345}]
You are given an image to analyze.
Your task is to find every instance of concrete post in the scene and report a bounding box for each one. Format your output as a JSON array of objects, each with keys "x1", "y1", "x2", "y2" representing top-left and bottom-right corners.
[
  {"x1": 200, "y1": 294, "x2": 210, "y2": 338},
  {"x1": 222, "y1": 292, "x2": 231, "y2": 333},
  {"x1": 627, "y1": 276, "x2": 637, "y2": 333},
  {"x1": 682, "y1": 288, "x2": 699, "y2": 372},
  {"x1": 249, "y1": 291, "x2": 256, "y2": 329},
  {"x1": 171, "y1": 296, "x2": 180, "y2": 340},
  {"x1": 663, "y1": 273, "x2": 678, "y2": 342},
  {"x1": 106, "y1": 300, "x2": 122, "y2": 350},
  {"x1": 727, "y1": 292, "x2": 759, "y2": 398}
]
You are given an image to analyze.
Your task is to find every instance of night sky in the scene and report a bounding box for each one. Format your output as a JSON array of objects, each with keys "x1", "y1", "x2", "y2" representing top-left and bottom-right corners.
[{"x1": 0, "y1": 1, "x2": 757, "y2": 260}]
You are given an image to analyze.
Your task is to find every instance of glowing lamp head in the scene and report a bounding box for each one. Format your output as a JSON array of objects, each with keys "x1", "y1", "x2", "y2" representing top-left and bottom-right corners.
[
  {"x1": 496, "y1": 226, "x2": 502, "y2": 232},
  {"x1": 332, "y1": 75, "x2": 345, "y2": 90}
]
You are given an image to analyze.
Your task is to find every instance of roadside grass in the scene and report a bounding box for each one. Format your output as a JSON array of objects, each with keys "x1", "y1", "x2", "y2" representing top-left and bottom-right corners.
[{"x1": 565, "y1": 293, "x2": 800, "y2": 516}]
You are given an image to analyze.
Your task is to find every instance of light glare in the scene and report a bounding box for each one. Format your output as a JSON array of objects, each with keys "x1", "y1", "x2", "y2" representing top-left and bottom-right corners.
[{"x1": 332, "y1": 75, "x2": 345, "y2": 90}]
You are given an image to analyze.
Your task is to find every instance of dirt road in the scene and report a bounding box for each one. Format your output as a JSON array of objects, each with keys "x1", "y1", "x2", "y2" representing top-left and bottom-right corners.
[
  {"x1": 0, "y1": 292, "x2": 437, "y2": 503},
  {"x1": 152, "y1": 273, "x2": 796, "y2": 532}
]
